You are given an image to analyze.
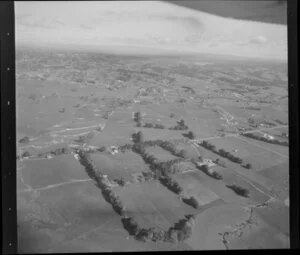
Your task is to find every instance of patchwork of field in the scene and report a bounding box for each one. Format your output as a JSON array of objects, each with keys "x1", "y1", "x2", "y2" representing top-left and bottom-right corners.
[{"x1": 16, "y1": 48, "x2": 289, "y2": 251}]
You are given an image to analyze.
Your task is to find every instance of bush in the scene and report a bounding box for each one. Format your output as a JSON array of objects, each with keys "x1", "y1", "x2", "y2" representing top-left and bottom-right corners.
[
  {"x1": 244, "y1": 163, "x2": 252, "y2": 169},
  {"x1": 197, "y1": 164, "x2": 223, "y2": 180},
  {"x1": 19, "y1": 136, "x2": 29, "y2": 144},
  {"x1": 97, "y1": 146, "x2": 106, "y2": 152},
  {"x1": 182, "y1": 196, "x2": 199, "y2": 209},
  {"x1": 121, "y1": 217, "x2": 140, "y2": 236},
  {"x1": 226, "y1": 184, "x2": 249, "y2": 197},
  {"x1": 22, "y1": 151, "x2": 31, "y2": 158},
  {"x1": 182, "y1": 131, "x2": 195, "y2": 140},
  {"x1": 115, "y1": 177, "x2": 126, "y2": 187},
  {"x1": 134, "y1": 112, "x2": 142, "y2": 126},
  {"x1": 215, "y1": 158, "x2": 226, "y2": 167}
]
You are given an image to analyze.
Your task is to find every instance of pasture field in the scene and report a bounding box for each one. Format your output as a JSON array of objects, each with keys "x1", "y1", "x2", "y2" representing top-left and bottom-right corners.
[
  {"x1": 227, "y1": 214, "x2": 290, "y2": 249},
  {"x1": 253, "y1": 200, "x2": 290, "y2": 236},
  {"x1": 186, "y1": 204, "x2": 251, "y2": 250},
  {"x1": 18, "y1": 155, "x2": 89, "y2": 189},
  {"x1": 207, "y1": 136, "x2": 267, "y2": 158},
  {"x1": 258, "y1": 161, "x2": 289, "y2": 189},
  {"x1": 17, "y1": 180, "x2": 120, "y2": 253},
  {"x1": 146, "y1": 146, "x2": 178, "y2": 162},
  {"x1": 242, "y1": 151, "x2": 287, "y2": 172},
  {"x1": 238, "y1": 135, "x2": 289, "y2": 157},
  {"x1": 113, "y1": 181, "x2": 195, "y2": 229},
  {"x1": 171, "y1": 173, "x2": 221, "y2": 206},
  {"x1": 90, "y1": 152, "x2": 149, "y2": 181}
]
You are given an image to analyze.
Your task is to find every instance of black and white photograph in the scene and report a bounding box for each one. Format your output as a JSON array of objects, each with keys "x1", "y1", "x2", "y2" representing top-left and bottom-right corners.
[{"x1": 13, "y1": 1, "x2": 292, "y2": 252}]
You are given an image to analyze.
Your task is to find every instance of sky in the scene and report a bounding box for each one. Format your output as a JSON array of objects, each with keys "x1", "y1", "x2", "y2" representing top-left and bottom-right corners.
[{"x1": 15, "y1": 1, "x2": 287, "y2": 61}]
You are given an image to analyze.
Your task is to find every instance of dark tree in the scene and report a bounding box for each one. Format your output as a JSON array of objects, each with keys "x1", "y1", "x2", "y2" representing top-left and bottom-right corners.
[
  {"x1": 244, "y1": 163, "x2": 252, "y2": 169},
  {"x1": 19, "y1": 136, "x2": 29, "y2": 144},
  {"x1": 22, "y1": 151, "x2": 31, "y2": 158},
  {"x1": 134, "y1": 111, "x2": 142, "y2": 126},
  {"x1": 226, "y1": 184, "x2": 250, "y2": 198}
]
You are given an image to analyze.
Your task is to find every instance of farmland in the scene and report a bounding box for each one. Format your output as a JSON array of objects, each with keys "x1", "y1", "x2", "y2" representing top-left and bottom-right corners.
[{"x1": 16, "y1": 46, "x2": 289, "y2": 251}]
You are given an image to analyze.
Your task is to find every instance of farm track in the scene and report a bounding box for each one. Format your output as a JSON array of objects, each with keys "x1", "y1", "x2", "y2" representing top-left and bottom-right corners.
[
  {"x1": 18, "y1": 179, "x2": 93, "y2": 194},
  {"x1": 47, "y1": 218, "x2": 115, "y2": 253}
]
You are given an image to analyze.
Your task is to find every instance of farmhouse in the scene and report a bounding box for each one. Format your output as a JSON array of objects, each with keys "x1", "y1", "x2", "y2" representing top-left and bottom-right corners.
[
  {"x1": 197, "y1": 158, "x2": 216, "y2": 168},
  {"x1": 263, "y1": 133, "x2": 275, "y2": 140},
  {"x1": 107, "y1": 146, "x2": 119, "y2": 155}
]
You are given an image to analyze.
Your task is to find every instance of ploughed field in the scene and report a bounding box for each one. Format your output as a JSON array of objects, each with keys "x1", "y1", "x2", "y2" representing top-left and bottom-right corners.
[{"x1": 16, "y1": 49, "x2": 289, "y2": 252}]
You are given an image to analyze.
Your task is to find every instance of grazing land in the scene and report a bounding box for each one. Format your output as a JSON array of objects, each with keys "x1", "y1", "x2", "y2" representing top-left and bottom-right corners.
[{"x1": 16, "y1": 47, "x2": 289, "y2": 251}]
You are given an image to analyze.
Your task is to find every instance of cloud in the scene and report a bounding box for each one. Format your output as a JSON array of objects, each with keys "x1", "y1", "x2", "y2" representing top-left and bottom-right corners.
[
  {"x1": 17, "y1": 15, "x2": 64, "y2": 29},
  {"x1": 249, "y1": 36, "x2": 267, "y2": 44},
  {"x1": 15, "y1": 1, "x2": 286, "y2": 61}
]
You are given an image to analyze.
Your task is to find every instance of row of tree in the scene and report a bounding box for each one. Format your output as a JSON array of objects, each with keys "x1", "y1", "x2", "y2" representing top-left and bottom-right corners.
[
  {"x1": 200, "y1": 140, "x2": 244, "y2": 165},
  {"x1": 121, "y1": 214, "x2": 195, "y2": 243},
  {"x1": 77, "y1": 150, "x2": 126, "y2": 216},
  {"x1": 143, "y1": 122, "x2": 165, "y2": 129},
  {"x1": 242, "y1": 133, "x2": 288, "y2": 147},
  {"x1": 226, "y1": 184, "x2": 250, "y2": 198},
  {"x1": 195, "y1": 164, "x2": 223, "y2": 180}
]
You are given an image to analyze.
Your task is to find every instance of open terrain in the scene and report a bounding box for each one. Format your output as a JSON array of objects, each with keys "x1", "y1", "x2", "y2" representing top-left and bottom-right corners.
[{"x1": 16, "y1": 44, "x2": 289, "y2": 252}]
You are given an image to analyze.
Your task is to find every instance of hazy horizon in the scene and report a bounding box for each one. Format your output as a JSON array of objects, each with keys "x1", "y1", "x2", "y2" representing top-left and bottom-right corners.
[{"x1": 15, "y1": 1, "x2": 287, "y2": 61}]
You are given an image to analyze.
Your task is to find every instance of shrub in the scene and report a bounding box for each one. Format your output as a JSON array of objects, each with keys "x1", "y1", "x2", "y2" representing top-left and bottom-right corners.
[
  {"x1": 197, "y1": 164, "x2": 223, "y2": 180},
  {"x1": 97, "y1": 146, "x2": 106, "y2": 152},
  {"x1": 182, "y1": 196, "x2": 199, "y2": 209},
  {"x1": 22, "y1": 151, "x2": 31, "y2": 158},
  {"x1": 28, "y1": 94, "x2": 36, "y2": 100},
  {"x1": 244, "y1": 163, "x2": 252, "y2": 169},
  {"x1": 19, "y1": 136, "x2": 29, "y2": 144},
  {"x1": 121, "y1": 217, "x2": 140, "y2": 236},
  {"x1": 215, "y1": 158, "x2": 226, "y2": 167},
  {"x1": 133, "y1": 112, "x2": 142, "y2": 126},
  {"x1": 115, "y1": 177, "x2": 126, "y2": 187},
  {"x1": 135, "y1": 228, "x2": 150, "y2": 242},
  {"x1": 182, "y1": 131, "x2": 195, "y2": 140},
  {"x1": 226, "y1": 184, "x2": 250, "y2": 197}
]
